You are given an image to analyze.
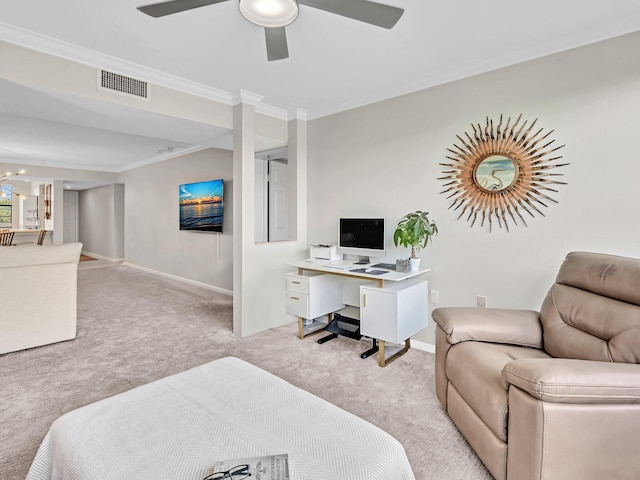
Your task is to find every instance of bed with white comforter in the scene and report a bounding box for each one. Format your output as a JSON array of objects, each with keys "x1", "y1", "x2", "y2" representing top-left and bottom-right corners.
[{"x1": 27, "y1": 357, "x2": 415, "y2": 480}]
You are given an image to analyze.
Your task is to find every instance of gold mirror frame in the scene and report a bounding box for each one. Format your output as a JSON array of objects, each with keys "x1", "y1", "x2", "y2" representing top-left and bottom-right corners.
[{"x1": 439, "y1": 114, "x2": 568, "y2": 231}]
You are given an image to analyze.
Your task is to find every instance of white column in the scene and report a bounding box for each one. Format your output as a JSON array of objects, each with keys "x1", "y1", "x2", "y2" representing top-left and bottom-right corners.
[
  {"x1": 288, "y1": 108, "x2": 307, "y2": 243},
  {"x1": 232, "y1": 96, "x2": 258, "y2": 337}
]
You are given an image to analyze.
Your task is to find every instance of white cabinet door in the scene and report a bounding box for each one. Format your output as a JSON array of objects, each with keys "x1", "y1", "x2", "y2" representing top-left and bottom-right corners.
[
  {"x1": 360, "y1": 279, "x2": 428, "y2": 343},
  {"x1": 361, "y1": 288, "x2": 397, "y2": 341}
]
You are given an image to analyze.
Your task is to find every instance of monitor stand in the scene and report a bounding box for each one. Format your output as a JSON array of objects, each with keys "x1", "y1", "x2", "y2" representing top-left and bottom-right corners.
[{"x1": 352, "y1": 255, "x2": 370, "y2": 265}]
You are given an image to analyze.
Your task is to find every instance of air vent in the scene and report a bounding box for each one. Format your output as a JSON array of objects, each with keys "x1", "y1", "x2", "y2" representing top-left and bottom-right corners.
[{"x1": 97, "y1": 69, "x2": 149, "y2": 100}]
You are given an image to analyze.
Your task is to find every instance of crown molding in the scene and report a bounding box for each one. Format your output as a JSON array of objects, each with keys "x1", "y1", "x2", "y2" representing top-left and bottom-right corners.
[
  {"x1": 256, "y1": 103, "x2": 289, "y2": 120},
  {"x1": 0, "y1": 157, "x2": 123, "y2": 173},
  {"x1": 232, "y1": 89, "x2": 289, "y2": 120},
  {"x1": 232, "y1": 89, "x2": 264, "y2": 106},
  {"x1": 0, "y1": 22, "x2": 234, "y2": 105},
  {"x1": 115, "y1": 145, "x2": 210, "y2": 173},
  {"x1": 0, "y1": 22, "x2": 298, "y2": 122},
  {"x1": 0, "y1": 145, "x2": 212, "y2": 174},
  {"x1": 290, "y1": 108, "x2": 307, "y2": 121},
  {"x1": 0, "y1": 21, "x2": 291, "y2": 119}
]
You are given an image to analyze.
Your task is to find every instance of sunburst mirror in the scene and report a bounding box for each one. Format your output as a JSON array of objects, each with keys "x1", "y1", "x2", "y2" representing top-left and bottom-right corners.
[{"x1": 439, "y1": 114, "x2": 568, "y2": 231}]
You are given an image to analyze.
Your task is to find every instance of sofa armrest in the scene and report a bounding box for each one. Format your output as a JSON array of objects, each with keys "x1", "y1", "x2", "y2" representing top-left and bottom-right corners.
[
  {"x1": 432, "y1": 307, "x2": 542, "y2": 348},
  {"x1": 503, "y1": 358, "x2": 640, "y2": 404}
]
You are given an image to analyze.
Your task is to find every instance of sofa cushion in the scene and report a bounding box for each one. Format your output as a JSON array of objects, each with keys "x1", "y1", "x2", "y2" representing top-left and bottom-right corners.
[
  {"x1": 541, "y1": 252, "x2": 640, "y2": 363},
  {"x1": 503, "y1": 358, "x2": 640, "y2": 403},
  {"x1": 0, "y1": 243, "x2": 82, "y2": 268},
  {"x1": 556, "y1": 251, "x2": 640, "y2": 305},
  {"x1": 433, "y1": 307, "x2": 542, "y2": 348},
  {"x1": 446, "y1": 341, "x2": 550, "y2": 441}
]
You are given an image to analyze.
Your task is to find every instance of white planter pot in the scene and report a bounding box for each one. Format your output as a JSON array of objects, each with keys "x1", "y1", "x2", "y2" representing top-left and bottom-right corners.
[{"x1": 409, "y1": 257, "x2": 421, "y2": 272}]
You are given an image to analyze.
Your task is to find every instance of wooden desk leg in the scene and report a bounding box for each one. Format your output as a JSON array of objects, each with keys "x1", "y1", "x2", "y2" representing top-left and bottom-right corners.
[{"x1": 378, "y1": 339, "x2": 411, "y2": 367}]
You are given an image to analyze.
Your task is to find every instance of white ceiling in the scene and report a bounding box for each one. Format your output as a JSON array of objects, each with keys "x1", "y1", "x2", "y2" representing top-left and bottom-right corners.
[{"x1": 1, "y1": 0, "x2": 639, "y2": 184}]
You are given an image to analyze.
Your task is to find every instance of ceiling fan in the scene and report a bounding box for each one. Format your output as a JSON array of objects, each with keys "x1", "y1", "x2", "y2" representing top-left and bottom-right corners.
[{"x1": 137, "y1": 0, "x2": 404, "y2": 61}]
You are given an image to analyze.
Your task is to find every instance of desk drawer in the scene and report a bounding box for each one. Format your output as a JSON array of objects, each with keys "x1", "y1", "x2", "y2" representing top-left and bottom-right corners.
[
  {"x1": 286, "y1": 292, "x2": 309, "y2": 318},
  {"x1": 285, "y1": 273, "x2": 311, "y2": 294}
]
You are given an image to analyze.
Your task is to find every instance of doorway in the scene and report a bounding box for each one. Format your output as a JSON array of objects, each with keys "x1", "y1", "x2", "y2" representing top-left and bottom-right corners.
[
  {"x1": 255, "y1": 147, "x2": 288, "y2": 243},
  {"x1": 267, "y1": 159, "x2": 288, "y2": 242},
  {"x1": 63, "y1": 190, "x2": 78, "y2": 243}
]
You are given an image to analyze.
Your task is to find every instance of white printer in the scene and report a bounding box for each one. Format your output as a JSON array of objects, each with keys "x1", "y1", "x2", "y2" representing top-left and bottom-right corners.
[{"x1": 309, "y1": 244, "x2": 342, "y2": 262}]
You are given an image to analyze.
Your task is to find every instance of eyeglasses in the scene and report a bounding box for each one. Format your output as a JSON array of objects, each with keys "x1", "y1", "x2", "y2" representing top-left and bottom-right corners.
[{"x1": 203, "y1": 464, "x2": 252, "y2": 480}]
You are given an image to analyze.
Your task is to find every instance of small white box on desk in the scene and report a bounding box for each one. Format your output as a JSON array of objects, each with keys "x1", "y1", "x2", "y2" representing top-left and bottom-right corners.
[{"x1": 309, "y1": 244, "x2": 342, "y2": 261}]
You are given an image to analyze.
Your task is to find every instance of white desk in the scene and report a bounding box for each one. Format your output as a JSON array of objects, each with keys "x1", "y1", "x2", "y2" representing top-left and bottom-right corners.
[
  {"x1": 286, "y1": 259, "x2": 430, "y2": 367},
  {"x1": 289, "y1": 259, "x2": 430, "y2": 284}
]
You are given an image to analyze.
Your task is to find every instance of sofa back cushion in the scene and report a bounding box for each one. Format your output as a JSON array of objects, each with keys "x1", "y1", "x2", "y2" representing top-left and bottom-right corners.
[
  {"x1": 540, "y1": 251, "x2": 640, "y2": 363},
  {"x1": 0, "y1": 242, "x2": 82, "y2": 268}
]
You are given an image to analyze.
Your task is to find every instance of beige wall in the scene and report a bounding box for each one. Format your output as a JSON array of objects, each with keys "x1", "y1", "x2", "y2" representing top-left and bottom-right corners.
[
  {"x1": 120, "y1": 148, "x2": 234, "y2": 293},
  {"x1": 79, "y1": 183, "x2": 124, "y2": 259},
  {"x1": 307, "y1": 31, "x2": 640, "y2": 345},
  {"x1": 6, "y1": 31, "x2": 640, "y2": 344}
]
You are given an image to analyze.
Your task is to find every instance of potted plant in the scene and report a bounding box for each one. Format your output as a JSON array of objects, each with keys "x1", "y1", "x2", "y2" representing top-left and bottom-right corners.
[{"x1": 393, "y1": 210, "x2": 438, "y2": 271}]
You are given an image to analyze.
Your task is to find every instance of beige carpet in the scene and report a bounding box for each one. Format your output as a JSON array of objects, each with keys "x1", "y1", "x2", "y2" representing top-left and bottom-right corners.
[{"x1": 0, "y1": 265, "x2": 491, "y2": 480}]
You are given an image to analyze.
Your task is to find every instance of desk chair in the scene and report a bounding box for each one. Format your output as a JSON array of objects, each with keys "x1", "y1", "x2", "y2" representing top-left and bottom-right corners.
[{"x1": 0, "y1": 231, "x2": 14, "y2": 246}]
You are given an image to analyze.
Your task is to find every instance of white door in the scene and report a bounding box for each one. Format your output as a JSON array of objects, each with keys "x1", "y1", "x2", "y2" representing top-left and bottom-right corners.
[
  {"x1": 268, "y1": 160, "x2": 288, "y2": 242},
  {"x1": 63, "y1": 190, "x2": 78, "y2": 243}
]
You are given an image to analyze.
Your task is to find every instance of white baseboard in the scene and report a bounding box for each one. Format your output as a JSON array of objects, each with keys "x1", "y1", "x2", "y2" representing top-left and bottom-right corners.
[
  {"x1": 122, "y1": 262, "x2": 233, "y2": 297},
  {"x1": 82, "y1": 250, "x2": 124, "y2": 262},
  {"x1": 411, "y1": 339, "x2": 435, "y2": 354}
]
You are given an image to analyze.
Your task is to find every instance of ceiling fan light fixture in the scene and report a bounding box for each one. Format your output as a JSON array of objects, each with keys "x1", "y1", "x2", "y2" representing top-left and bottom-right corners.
[{"x1": 239, "y1": 0, "x2": 299, "y2": 28}]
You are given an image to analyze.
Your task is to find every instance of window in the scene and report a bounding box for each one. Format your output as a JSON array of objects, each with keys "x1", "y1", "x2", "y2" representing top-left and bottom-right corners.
[{"x1": 0, "y1": 185, "x2": 12, "y2": 225}]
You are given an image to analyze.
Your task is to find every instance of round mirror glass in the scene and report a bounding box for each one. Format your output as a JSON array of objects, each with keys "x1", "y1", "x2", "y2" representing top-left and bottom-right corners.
[{"x1": 473, "y1": 154, "x2": 517, "y2": 192}]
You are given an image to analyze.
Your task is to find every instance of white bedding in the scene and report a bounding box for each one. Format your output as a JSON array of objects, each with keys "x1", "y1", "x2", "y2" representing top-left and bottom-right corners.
[{"x1": 27, "y1": 357, "x2": 415, "y2": 480}]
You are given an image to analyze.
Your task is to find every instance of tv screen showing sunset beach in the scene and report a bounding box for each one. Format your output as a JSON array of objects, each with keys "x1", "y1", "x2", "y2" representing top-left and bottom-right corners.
[{"x1": 179, "y1": 179, "x2": 224, "y2": 232}]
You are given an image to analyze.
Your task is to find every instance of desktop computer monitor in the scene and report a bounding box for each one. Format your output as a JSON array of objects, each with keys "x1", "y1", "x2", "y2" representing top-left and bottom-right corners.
[{"x1": 338, "y1": 218, "x2": 385, "y2": 261}]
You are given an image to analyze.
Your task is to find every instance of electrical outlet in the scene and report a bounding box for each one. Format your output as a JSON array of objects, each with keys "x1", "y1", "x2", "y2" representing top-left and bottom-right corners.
[
  {"x1": 477, "y1": 295, "x2": 487, "y2": 308},
  {"x1": 430, "y1": 289, "x2": 440, "y2": 305}
]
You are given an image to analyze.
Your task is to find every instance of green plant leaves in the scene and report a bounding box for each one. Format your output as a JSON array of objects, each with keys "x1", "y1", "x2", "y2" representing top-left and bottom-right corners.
[{"x1": 393, "y1": 210, "x2": 438, "y2": 253}]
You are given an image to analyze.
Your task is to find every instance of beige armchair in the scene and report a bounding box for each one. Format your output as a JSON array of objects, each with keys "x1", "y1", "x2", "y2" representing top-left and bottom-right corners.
[{"x1": 433, "y1": 251, "x2": 640, "y2": 480}]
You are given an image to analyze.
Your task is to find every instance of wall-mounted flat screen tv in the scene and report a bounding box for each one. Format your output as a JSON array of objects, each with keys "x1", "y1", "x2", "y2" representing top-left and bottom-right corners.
[{"x1": 179, "y1": 179, "x2": 224, "y2": 232}]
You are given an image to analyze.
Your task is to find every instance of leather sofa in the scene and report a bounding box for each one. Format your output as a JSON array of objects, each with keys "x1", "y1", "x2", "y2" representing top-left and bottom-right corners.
[
  {"x1": 433, "y1": 251, "x2": 640, "y2": 480},
  {"x1": 0, "y1": 242, "x2": 82, "y2": 355}
]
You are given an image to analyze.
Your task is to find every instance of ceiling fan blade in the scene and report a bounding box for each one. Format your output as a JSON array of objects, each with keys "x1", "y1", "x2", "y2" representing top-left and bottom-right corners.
[
  {"x1": 137, "y1": 0, "x2": 229, "y2": 18},
  {"x1": 299, "y1": 0, "x2": 404, "y2": 29},
  {"x1": 265, "y1": 27, "x2": 289, "y2": 61}
]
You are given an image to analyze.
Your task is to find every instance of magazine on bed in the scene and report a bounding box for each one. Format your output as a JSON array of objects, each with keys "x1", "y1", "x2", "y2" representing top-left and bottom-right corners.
[{"x1": 205, "y1": 454, "x2": 289, "y2": 480}]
